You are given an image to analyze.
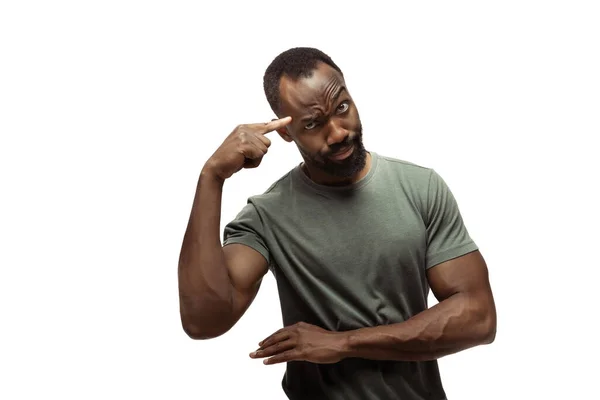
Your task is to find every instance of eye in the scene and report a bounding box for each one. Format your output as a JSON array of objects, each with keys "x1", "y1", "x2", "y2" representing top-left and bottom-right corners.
[
  {"x1": 336, "y1": 101, "x2": 350, "y2": 114},
  {"x1": 305, "y1": 121, "x2": 318, "y2": 130}
]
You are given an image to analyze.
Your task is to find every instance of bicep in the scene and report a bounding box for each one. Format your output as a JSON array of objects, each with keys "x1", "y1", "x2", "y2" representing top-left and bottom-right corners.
[
  {"x1": 427, "y1": 250, "x2": 497, "y2": 343},
  {"x1": 427, "y1": 250, "x2": 494, "y2": 304},
  {"x1": 223, "y1": 243, "x2": 270, "y2": 321}
]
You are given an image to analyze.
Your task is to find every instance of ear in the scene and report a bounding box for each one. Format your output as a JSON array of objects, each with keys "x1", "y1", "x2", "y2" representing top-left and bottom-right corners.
[
  {"x1": 277, "y1": 128, "x2": 294, "y2": 142},
  {"x1": 272, "y1": 118, "x2": 294, "y2": 142}
]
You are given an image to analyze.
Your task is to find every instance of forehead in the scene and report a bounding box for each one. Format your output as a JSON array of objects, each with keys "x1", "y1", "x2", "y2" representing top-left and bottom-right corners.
[{"x1": 278, "y1": 62, "x2": 346, "y2": 114}]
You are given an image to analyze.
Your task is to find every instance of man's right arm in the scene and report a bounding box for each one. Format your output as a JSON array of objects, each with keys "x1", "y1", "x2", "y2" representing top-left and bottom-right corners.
[
  {"x1": 177, "y1": 170, "x2": 269, "y2": 340},
  {"x1": 177, "y1": 117, "x2": 291, "y2": 340}
]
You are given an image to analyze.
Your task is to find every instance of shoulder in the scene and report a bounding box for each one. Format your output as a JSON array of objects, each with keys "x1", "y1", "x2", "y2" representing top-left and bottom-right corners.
[
  {"x1": 377, "y1": 153, "x2": 432, "y2": 172},
  {"x1": 247, "y1": 168, "x2": 296, "y2": 206},
  {"x1": 375, "y1": 152, "x2": 435, "y2": 188}
]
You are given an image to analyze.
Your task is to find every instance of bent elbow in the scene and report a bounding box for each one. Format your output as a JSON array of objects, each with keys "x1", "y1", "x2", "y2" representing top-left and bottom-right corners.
[
  {"x1": 481, "y1": 325, "x2": 496, "y2": 345},
  {"x1": 179, "y1": 294, "x2": 234, "y2": 340},
  {"x1": 479, "y1": 308, "x2": 497, "y2": 345},
  {"x1": 180, "y1": 312, "x2": 233, "y2": 340},
  {"x1": 182, "y1": 321, "x2": 217, "y2": 340}
]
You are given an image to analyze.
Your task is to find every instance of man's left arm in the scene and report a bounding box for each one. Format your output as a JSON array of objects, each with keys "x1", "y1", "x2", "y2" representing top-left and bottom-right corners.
[
  {"x1": 251, "y1": 168, "x2": 496, "y2": 364},
  {"x1": 341, "y1": 249, "x2": 496, "y2": 361},
  {"x1": 250, "y1": 250, "x2": 496, "y2": 364}
]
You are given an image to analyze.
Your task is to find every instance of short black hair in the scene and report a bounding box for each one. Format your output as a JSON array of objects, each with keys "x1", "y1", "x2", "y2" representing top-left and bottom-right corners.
[{"x1": 263, "y1": 47, "x2": 343, "y2": 115}]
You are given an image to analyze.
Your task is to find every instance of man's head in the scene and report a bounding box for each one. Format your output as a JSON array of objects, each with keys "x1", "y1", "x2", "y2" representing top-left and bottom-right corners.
[{"x1": 263, "y1": 47, "x2": 367, "y2": 181}]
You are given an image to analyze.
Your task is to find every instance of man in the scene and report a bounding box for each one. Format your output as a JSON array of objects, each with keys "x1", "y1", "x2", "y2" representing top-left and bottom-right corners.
[{"x1": 178, "y1": 47, "x2": 496, "y2": 400}]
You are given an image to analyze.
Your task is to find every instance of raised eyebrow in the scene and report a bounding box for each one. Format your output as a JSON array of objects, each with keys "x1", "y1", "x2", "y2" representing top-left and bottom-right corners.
[
  {"x1": 299, "y1": 87, "x2": 348, "y2": 123},
  {"x1": 300, "y1": 113, "x2": 320, "y2": 123},
  {"x1": 331, "y1": 86, "x2": 347, "y2": 104}
]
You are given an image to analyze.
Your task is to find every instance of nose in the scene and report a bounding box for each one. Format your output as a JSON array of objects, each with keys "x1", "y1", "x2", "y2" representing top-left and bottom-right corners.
[{"x1": 326, "y1": 120, "x2": 349, "y2": 147}]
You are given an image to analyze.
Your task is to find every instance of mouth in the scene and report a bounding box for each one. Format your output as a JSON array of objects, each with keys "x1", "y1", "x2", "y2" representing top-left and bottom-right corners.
[{"x1": 328, "y1": 144, "x2": 354, "y2": 161}]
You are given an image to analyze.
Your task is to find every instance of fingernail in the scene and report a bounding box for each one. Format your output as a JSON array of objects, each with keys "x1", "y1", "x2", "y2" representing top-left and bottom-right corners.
[{"x1": 250, "y1": 352, "x2": 256, "y2": 357}]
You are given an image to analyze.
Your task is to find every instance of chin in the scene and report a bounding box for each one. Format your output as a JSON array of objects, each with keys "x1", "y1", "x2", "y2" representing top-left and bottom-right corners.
[{"x1": 323, "y1": 145, "x2": 367, "y2": 178}]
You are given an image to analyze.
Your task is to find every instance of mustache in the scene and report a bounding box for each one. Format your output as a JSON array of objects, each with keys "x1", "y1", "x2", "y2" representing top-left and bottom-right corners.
[
  {"x1": 324, "y1": 123, "x2": 362, "y2": 156},
  {"x1": 328, "y1": 137, "x2": 355, "y2": 154}
]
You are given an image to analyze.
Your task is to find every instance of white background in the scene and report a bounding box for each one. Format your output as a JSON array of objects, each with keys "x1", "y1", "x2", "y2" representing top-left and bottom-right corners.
[{"x1": 1, "y1": 1, "x2": 599, "y2": 399}]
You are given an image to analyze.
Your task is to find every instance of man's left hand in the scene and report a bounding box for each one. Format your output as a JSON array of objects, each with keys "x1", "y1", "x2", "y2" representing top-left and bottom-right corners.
[{"x1": 250, "y1": 322, "x2": 348, "y2": 365}]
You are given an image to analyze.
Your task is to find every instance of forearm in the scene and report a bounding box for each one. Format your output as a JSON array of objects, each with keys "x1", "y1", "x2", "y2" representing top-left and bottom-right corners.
[
  {"x1": 178, "y1": 169, "x2": 233, "y2": 338},
  {"x1": 343, "y1": 292, "x2": 496, "y2": 361}
]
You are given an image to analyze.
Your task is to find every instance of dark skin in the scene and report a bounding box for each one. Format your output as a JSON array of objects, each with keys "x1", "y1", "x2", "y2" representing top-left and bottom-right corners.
[
  {"x1": 250, "y1": 251, "x2": 496, "y2": 364},
  {"x1": 274, "y1": 62, "x2": 370, "y2": 186},
  {"x1": 246, "y1": 62, "x2": 496, "y2": 364},
  {"x1": 178, "y1": 61, "x2": 496, "y2": 367},
  {"x1": 178, "y1": 117, "x2": 292, "y2": 339}
]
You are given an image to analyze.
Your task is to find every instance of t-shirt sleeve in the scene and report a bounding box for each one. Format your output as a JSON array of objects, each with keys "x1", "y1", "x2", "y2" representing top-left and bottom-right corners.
[
  {"x1": 425, "y1": 169, "x2": 478, "y2": 269},
  {"x1": 222, "y1": 201, "x2": 271, "y2": 265}
]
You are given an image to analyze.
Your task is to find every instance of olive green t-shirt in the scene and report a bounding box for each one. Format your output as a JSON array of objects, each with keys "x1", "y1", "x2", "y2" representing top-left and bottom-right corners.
[{"x1": 223, "y1": 151, "x2": 478, "y2": 400}]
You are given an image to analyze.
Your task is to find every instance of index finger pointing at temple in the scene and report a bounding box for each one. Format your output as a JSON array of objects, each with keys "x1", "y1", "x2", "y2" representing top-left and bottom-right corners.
[{"x1": 260, "y1": 116, "x2": 292, "y2": 134}]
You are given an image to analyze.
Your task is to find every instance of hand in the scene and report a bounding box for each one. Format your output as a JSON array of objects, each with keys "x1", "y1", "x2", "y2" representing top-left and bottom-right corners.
[
  {"x1": 203, "y1": 116, "x2": 292, "y2": 182},
  {"x1": 249, "y1": 322, "x2": 348, "y2": 365}
]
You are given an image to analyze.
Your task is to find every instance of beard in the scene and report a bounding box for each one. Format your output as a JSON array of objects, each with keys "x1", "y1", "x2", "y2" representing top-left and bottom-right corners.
[{"x1": 300, "y1": 123, "x2": 368, "y2": 179}]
